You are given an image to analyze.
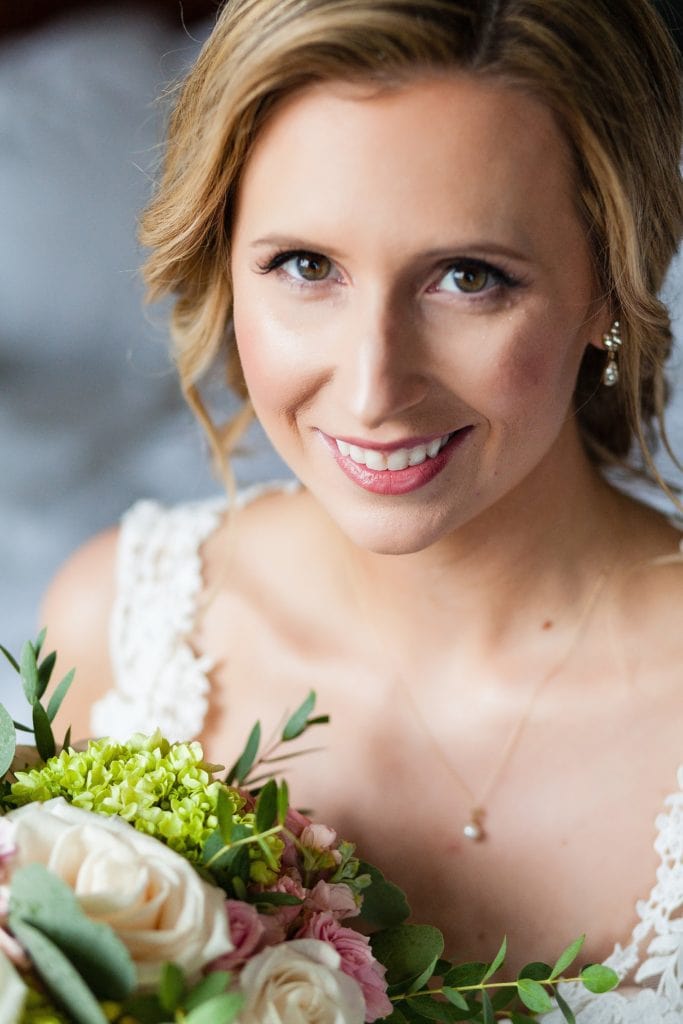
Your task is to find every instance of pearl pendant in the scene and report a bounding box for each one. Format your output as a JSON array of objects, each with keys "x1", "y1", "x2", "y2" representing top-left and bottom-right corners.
[{"x1": 463, "y1": 809, "x2": 485, "y2": 842}]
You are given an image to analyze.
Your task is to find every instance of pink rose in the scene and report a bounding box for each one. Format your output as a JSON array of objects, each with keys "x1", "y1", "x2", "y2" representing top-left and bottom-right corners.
[
  {"x1": 300, "y1": 824, "x2": 338, "y2": 851},
  {"x1": 307, "y1": 881, "x2": 359, "y2": 920},
  {"x1": 298, "y1": 913, "x2": 392, "y2": 1022},
  {"x1": 209, "y1": 901, "x2": 266, "y2": 971}
]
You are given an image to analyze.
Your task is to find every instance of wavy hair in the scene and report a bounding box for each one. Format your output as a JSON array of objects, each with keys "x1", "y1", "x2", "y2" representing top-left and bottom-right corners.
[{"x1": 141, "y1": 0, "x2": 683, "y2": 491}]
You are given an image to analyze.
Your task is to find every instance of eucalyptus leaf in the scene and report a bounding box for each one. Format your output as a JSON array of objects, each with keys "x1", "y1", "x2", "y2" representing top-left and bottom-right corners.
[
  {"x1": 509, "y1": 1014, "x2": 538, "y2": 1024},
  {"x1": 20, "y1": 641, "x2": 39, "y2": 705},
  {"x1": 184, "y1": 971, "x2": 232, "y2": 1011},
  {"x1": 282, "y1": 691, "x2": 316, "y2": 741},
  {"x1": 36, "y1": 650, "x2": 56, "y2": 700},
  {"x1": 517, "y1": 978, "x2": 554, "y2": 1014},
  {"x1": 226, "y1": 721, "x2": 261, "y2": 784},
  {"x1": 12, "y1": 720, "x2": 33, "y2": 733},
  {"x1": 277, "y1": 778, "x2": 289, "y2": 825},
  {"x1": 443, "y1": 962, "x2": 487, "y2": 987},
  {"x1": 549, "y1": 935, "x2": 585, "y2": 980},
  {"x1": 9, "y1": 917, "x2": 109, "y2": 1024},
  {"x1": 10, "y1": 864, "x2": 136, "y2": 999},
  {"x1": 407, "y1": 954, "x2": 440, "y2": 994},
  {"x1": 518, "y1": 961, "x2": 552, "y2": 981},
  {"x1": 255, "y1": 777, "x2": 278, "y2": 832},
  {"x1": 0, "y1": 702, "x2": 16, "y2": 777},
  {"x1": 32, "y1": 701, "x2": 56, "y2": 761},
  {"x1": 481, "y1": 990, "x2": 494, "y2": 1024},
  {"x1": 580, "y1": 964, "x2": 619, "y2": 994},
  {"x1": 47, "y1": 668, "x2": 75, "y2": 724},
  {"x1": 184, "y1": 991, "x2": 244, "y2": 1024},
  {"x1": 0, "y1": 644, "x2": 20, "y2": 672},
  {"x1": 405, "y1": 995, "x2": 462, "y2": 1022},
  {"x1": 34, "y1": 627, "x2": 47, "y2": 658},
  {"x1": 371, "y1": 924, "x2": 444, "y2": 990},
  {"x1": 358, "y1": 860, "x2": 411, "y2": 928},
  {"x1": 159, "y1": 963, "x2": 185, "y2": 1013},
  {"x1": 216, "y1": 787, "x2": 234, "y2": 845},
  {"x1": 555, "y1": 988, "x2": 577, "y2": 1024},
  {"x1": 443, "y1": 987, "x2": 469, "y2": 1010},
  {"x1": 482, "y1": 935, "x2": 507, "y2": 981}
]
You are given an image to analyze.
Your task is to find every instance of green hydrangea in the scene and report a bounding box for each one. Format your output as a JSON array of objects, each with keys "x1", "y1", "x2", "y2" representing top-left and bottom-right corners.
[{"x1": 9, "y1": 730, "x2": 246, "y2": 861}]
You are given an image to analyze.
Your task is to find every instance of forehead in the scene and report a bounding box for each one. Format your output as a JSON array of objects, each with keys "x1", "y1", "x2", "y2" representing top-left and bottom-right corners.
[{"x1": 233, "y1": 74, "x2": 581, "y2": 258}]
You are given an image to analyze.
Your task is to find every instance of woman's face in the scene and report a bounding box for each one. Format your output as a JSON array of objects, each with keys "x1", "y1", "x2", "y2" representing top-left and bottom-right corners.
[{"x1": 230, "y1": 75, "x2": 608, "y2": 554}]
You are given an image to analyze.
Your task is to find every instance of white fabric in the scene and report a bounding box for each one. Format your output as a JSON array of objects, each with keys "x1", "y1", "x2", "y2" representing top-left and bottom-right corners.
[{"x1": 95, "y1": 490, "x2": 683, "y2": 1022}]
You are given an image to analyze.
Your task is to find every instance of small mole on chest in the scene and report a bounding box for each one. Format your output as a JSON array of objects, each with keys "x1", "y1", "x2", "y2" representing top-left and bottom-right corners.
[{"x1": 542, "y1": 620, "x2": 554, "y2": 630}]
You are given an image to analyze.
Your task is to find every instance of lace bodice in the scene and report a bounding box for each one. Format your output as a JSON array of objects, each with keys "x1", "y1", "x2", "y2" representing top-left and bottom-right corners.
[{"x1": 93, "y1": 491, "x2": 683, "y2": 1023}]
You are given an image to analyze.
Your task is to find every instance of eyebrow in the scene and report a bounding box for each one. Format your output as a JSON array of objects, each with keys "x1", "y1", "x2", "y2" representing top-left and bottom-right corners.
[{"x1": 249, "y1": 235, "x2": 534, "y2": 266}]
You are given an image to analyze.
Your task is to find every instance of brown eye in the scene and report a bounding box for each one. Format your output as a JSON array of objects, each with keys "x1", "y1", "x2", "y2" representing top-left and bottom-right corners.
[
  {"x1": 295, "y1": 253, "x2": 332, "y2": 281},
  {"x1": 451, "y1": 263, "x2": 490, "y2": 293}
]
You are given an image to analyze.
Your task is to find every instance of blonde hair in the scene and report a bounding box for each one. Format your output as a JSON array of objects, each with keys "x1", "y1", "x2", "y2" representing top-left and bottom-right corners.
[{"x1": 141, "y1": 0, "x2": 683, "y2": 489}]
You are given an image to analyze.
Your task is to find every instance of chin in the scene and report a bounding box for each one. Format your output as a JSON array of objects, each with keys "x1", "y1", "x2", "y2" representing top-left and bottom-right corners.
[{"x1": 325, "y1": 501, "x2": 460, "y2": 556}]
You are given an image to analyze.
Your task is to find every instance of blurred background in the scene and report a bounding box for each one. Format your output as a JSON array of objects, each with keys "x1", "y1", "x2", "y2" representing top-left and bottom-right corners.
[{"x1": 0, "y1": 0, "x2": 681, "y2": 720}]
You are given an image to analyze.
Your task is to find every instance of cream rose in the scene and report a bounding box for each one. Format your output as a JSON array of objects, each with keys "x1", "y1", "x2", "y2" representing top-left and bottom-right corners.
[
  {"x1": 0, "y1": 946, "x2": 28, "y2": 1023},
  {"x1": 4, "y1": 798, "x2": 232, "y2": 986},
  {"x1": 238, "y1": 938, "x2": 366, "y2": 1024}
]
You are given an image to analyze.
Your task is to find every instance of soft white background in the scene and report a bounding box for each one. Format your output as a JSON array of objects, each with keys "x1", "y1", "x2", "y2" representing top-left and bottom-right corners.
[{"x1": 0, "y1": 5, "x2": 681, "y2": 721}]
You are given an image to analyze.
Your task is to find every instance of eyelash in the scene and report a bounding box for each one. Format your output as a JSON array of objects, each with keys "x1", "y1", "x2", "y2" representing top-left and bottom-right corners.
[{"x1": 256, "y1": 249, "x2": 521, "y2": 297}]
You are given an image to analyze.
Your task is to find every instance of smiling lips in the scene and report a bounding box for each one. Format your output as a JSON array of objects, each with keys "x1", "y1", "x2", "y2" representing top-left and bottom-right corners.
[{"x1": 322, "y1": 428, "x2": 471, "y2": 495}]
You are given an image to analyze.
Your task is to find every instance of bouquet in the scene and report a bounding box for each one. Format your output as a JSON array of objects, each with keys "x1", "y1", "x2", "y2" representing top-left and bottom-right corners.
[{"x1": 0, "y1": 632, "x2": 618, "y2": 1024}]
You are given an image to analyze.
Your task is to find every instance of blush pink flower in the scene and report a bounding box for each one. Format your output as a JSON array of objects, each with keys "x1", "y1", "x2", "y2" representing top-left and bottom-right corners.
[
  {"x1": 307, "y1": 881, "x2": 359, "y2": 920},
  {"x1": 209, "y1": 900, "x2": 266, "y2": 971},
  {"x1": 298, "y1": 913, "x2": 391, "y2": 1022},
  {"x1": 263, "y1": 872, "x2": 307, "y2": 934}
]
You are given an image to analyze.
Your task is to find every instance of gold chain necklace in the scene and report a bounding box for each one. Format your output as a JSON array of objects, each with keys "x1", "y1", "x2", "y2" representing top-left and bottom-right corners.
[{"x1": 357, "y1": 570, "x2": 608, "y2": 843}]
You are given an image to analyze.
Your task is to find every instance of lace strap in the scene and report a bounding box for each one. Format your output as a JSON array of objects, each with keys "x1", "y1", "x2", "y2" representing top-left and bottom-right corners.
[{"x1": 91, "y1": 497, "x2": 227, "y2": 742}]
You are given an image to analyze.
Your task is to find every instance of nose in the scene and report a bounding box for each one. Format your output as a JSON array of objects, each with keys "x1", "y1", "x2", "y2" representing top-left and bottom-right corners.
[{"x1": 344, "y1": 292, "x2": 429, "y2": 428}]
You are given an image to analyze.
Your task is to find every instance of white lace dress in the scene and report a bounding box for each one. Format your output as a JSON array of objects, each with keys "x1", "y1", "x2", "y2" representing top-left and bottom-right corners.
[{"x1": 91, "y1": 489, "x2": 683, "y2": 1024}]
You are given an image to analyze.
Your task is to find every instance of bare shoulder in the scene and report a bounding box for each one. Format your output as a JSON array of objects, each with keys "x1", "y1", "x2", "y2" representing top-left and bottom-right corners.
[{"x1": 40, "y1": 527, "x2": 120, "y2": 742}]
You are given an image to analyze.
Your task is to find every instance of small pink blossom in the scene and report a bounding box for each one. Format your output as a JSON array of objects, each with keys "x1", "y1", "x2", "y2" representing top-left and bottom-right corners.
[
  {"x1": 298, "y1": 912, "x2": 392, "y2": 1022},
  {"x1": 308, "y1": 881, "x2": 359, "y2": 920},
  {"x1": 209, "y1": 901, "x2": 266, "y2": 971},
  {"x1": 263, "y1": 872, "x2": 307, "y2": 933},
  {"x1": 300, "y1": 823, "x2": 338, "y2": 851},
  {"x1": 284, "y1": 806, "x2": 311, "y2": 838}
]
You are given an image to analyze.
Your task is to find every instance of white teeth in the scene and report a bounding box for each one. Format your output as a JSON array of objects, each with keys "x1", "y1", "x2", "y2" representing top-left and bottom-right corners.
[
  {"x1": 408, "y1": 445, "x2": 427, "y2": 466},
  {"x1": 386, "y1": 449, "x2": 409, "y2": 471},
  {"x1": 365, "y1": 449, "x2": 387, "y2": 471},
  {"x1": 335, "y1": 432, "x2": 452, "y2": 471}
]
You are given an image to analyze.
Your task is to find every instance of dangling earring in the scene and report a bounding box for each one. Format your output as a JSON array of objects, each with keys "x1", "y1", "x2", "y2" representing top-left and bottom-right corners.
[{"x1": 602, "y1": 320, "x2": 622, "y2": 387}]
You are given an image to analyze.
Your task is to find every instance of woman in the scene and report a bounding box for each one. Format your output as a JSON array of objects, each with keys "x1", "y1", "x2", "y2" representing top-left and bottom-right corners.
[{"x1": 44, "y1": 0, "x2": 683, "y2": 1016}]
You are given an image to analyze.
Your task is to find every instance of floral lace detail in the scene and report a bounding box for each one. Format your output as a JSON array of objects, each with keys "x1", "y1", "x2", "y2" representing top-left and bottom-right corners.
[
  {"x1": 91, "y1": 481, "x2": 297, "y2": 742},
  {"x1": 96, "y1": 487, "x2": 683, "y2": 1020},
  {"x1": 540, "y1": 767, "x2": 683, "y2": 1023}
]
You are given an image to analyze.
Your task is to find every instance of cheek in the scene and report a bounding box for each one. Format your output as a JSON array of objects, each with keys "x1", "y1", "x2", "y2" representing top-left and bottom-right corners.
[
  {"x1": 232, "y1": 293, "x2": 323, "y2": 428},
  {"x1": 467, "y1": 317, "x2": 584, "y2": 428}
]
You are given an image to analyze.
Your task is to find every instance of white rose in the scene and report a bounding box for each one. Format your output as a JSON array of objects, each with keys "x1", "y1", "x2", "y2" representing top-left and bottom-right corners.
[
  {"x1": 4, "y1": 798, "x2": 232, "y2": 986},
  {"x1": 0, "y1": 946, "x2": 27, "y2": 1023},
  {"x1": 238, "y1": 938, "x2": 365, "y2": 1024}
]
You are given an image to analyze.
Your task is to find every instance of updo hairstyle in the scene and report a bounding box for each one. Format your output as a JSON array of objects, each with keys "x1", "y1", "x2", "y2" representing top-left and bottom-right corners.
[{"x1": 140, "y1": 0, "x2": 683, "y2": 490}]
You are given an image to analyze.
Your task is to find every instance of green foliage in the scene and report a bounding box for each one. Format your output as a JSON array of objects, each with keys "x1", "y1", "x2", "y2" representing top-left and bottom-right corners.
[
  {"x1": 10, "y1": 864, "x2": 136, "y2": 1000},
  {"x1": 357, "y1": 860, "x2": 411, "y2": 928},
  {"x1": 0, "y1": 630, "x2": 75, "y2": 785},
  {"x1": 580, "y1": 964, "x2": 620, "y2": 993}
]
